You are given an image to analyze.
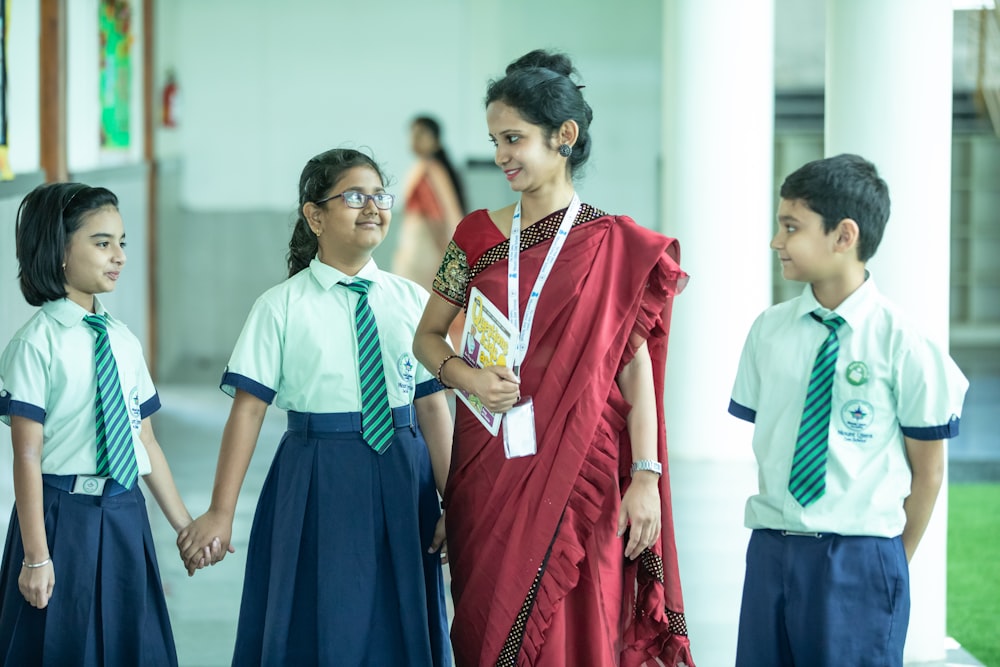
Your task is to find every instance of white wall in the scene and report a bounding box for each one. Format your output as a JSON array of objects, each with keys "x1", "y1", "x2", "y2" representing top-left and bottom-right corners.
[
  {"x1": 159, "y1": 0, "x2": 663, "y2": 228},
  {"x1": 7, "y1": 0, "x2": 41, "y2": 174}
]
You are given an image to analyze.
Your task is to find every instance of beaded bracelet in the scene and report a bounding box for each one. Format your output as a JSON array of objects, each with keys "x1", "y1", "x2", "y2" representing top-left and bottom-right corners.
[
  {"x1": 22, "y1": 557, "x2": 51, "y2": 569},
  {"x1": 436, "y1": 354, "x2": 461, "y2": 389}
]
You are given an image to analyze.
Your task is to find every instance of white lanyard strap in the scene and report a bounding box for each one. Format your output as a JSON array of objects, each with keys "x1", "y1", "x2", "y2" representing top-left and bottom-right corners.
[{"x1": 508, "y1": 193, "x2": 582, "y2": 372}]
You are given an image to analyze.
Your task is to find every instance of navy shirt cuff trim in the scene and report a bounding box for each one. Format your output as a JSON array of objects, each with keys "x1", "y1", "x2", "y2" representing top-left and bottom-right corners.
[
  {"x1": 728, "y1": 399, "x2": 756, "y2": 423},
  {"x1": 140, "y1": 393, "x2": 161, "y2": 418},
  {"x1": 2, "y1": 399, "x2": 46, "y2": 425},
  {"x1": 220, "y1": 371, "x2": 276, "y2": 405},
  {"x1": 415, "y1": 378, "x2": 446, "y2": 399},
  {"x1": 901, "y1": 416, "x2": 960, "y2": 440}
]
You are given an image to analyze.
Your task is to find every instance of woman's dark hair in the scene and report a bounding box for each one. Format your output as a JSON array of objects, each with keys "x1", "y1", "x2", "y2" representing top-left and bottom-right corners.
[
  {"x1": 485, "y1": 49, "x2": 594, "y2": 176},
  {"x1": 412, "y1": 115, "x2": 467, "y2": 213},
  {"x1": 287, "y1": 148, "x2": 387, "y2": 277},
  {"x1": 15, "y1": 182, "x2": 119, "y2": 306}
]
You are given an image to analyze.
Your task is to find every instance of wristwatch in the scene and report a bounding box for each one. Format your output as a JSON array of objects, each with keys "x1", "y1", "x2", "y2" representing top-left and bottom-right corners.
[{"x1": 630, "y1": 459, "x2": 663, "y2": 477}]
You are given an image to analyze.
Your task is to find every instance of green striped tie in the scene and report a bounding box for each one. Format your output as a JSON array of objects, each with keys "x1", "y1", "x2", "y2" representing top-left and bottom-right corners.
[
  {"x1": 788, "y1": 312, "x2": 846, "y2": 507},
  {"x1": 340, "y1": 280, "x2": 394, "y2": 454},
  {"x1": 83, "y1": 314, "x2": 139, "y2": 489}
]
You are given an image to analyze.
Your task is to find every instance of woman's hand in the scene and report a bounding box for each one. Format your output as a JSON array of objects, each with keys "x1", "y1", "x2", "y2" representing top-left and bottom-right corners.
[
  {"x1": 468, "y1": 365, "x2": 521, "y2": 413},
  {"x1": 19, "y1": 559, "x2": 55, "y2": 609},
  {"x1": 618, "y1": 472, "x2": 662, "y2": 560},
  {"x1": 429, "y1": 511, "x2": 448, "y2": 564}
]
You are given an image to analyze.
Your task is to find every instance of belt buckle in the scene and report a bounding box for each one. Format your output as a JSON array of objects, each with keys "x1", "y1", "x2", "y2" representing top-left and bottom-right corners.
[
  {"x1": 71, "y1": 475, "x2": 108, "y2": 496},
  {"x1": 781, "y1": 530, "x2": 823, "y2": 538}
]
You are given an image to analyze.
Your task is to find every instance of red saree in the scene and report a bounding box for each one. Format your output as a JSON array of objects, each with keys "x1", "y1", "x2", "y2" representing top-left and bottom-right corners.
[{"x1": 434, "y1": 206, "x2": 694, "y2": 667}]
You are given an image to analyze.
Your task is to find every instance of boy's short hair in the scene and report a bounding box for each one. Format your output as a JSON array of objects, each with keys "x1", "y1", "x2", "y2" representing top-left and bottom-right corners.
[
  {"x1": 16, "y1": 183, "x2": 119, "y2": 306},
  {"x1": 780, "y1": 153, "x2": 890, "y2": 262}
]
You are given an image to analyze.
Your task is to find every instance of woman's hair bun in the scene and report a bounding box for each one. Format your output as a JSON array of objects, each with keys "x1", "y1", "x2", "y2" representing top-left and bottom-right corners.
[{"x1": 506, "y1": 49, "x2": 576, "y2": 79}]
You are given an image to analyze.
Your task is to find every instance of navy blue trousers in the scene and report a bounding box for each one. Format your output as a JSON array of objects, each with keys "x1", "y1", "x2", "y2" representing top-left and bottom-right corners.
[{"x1": 736, "y1": 529, "x2": 910, "y2": 667}]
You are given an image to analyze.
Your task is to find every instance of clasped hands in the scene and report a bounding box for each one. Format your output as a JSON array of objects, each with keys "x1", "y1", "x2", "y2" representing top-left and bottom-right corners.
[{"x1": 176, "y1": 509, "x2": 236, "y2": 576}]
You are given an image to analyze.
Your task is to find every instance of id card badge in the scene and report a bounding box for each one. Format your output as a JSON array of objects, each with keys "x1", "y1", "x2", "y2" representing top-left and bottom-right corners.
[{"x1": 503, "y1": 396, "x2": 537, "y2": 459}]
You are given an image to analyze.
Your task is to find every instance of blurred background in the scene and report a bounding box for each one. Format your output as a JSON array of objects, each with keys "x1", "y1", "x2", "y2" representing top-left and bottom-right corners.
[{"x1": 0, "y1": 1, "x2": 997, "y2": 665}]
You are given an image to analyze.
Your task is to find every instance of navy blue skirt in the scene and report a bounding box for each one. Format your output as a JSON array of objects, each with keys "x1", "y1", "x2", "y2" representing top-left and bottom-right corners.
[
  {"x1": 0, "y1": 479, "x2": 178, "y2": 667},
  {"x1": 232, "y1": 410, "x2": 451, "y2": 666}
]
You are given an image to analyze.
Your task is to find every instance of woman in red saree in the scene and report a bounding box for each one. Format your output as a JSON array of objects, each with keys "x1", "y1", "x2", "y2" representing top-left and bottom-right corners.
[{"x1": 414, "y1": 50, "x2": 695, "y2": 667}]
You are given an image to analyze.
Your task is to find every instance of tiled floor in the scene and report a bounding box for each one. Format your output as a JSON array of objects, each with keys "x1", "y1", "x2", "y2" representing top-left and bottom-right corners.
[{"x1": 146, "y1": 381, "x2": 991, "y2": 667}]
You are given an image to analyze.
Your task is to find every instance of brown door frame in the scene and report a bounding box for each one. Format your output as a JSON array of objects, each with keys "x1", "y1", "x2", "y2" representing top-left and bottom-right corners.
[{"x1": 39, "y1": 0, "x2": 67, "y2": 182}]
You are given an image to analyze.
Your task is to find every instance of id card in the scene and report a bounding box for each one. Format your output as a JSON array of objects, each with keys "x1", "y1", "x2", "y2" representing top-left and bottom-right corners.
[
  {"x1": 71, "y1": 475, "x2": 108, "y2": 496},
  {"x1": 503, "y1": 397, "x2": 537, "y2": 459}
]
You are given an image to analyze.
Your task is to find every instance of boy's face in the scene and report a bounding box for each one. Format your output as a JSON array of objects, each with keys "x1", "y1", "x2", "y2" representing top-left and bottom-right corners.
[{"x1": 771, "y1": 198, "x2": 840, "y2": 283}]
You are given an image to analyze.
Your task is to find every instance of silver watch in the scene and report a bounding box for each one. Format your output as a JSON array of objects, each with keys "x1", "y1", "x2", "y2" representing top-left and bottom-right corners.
[{"x1": 630, "y1": 459, "x2": 663, "y2": 477}]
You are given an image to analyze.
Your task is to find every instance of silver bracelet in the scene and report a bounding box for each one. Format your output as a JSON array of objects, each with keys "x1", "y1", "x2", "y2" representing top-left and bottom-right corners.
[
  {"x1": 630, "y1": 459, "x2": 663, "y2": 477},
  {"x1": 22, "y1": 557, "x2": 51, "y2": 569}
]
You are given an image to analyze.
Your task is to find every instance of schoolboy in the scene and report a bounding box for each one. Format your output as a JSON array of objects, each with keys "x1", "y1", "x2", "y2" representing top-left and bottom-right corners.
[{"x1": 728, "y1": 153, "x2": 968, "y2": 666}]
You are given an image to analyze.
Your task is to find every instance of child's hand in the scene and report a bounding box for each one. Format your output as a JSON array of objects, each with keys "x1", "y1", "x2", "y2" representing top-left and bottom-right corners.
[
  {"x1": 177, "y1": 511, "x2": 236, "y2": 576},
  {"x1": 19, "y1": 560, "x2": 55, "y2": 609},
  {"x1": 428, "y1": 511, "x2": 448, "y2": 564}
]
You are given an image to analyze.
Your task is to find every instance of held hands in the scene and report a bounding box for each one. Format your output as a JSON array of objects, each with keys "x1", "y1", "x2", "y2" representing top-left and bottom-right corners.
[
  {"x1": 618, "y1": 472, "x2": 662, "y2": 560},
  {"x1": 19, "y1": 559, "x2": 55, "y2": 609},
  {"x1": 470, "y1": 366, "x2": 521, "y2": 414},
  {"x1": 177, "y1": 510, "x2": 236, "y2": 576}
]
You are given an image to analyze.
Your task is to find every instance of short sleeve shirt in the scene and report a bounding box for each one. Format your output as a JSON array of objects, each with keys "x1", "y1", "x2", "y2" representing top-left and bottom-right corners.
[
  {"x1": 0, "y1": 297, "x2": 159, "y2": 475},
  {"x1": 222, "y1": 258, "x2": 441, "y2": 412},
  {"x1": 729, "y1": 277, "x2": 968, "y2": 536}
]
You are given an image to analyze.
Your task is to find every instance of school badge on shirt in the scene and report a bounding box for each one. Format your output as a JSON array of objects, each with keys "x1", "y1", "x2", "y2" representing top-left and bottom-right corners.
[
  {"x1": 128, "y1": 386, "x2": 142, "y2": 431},
  {"x1": 839, "y1": 399, "x2": 875, "y2": 444},
  {"x1": 396, "y1": 353, "x2": 415, "y2": 397}
]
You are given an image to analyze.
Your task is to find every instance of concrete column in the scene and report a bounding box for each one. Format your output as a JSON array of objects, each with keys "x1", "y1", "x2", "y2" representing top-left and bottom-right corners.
[
  {"x1": 661, "y1": 0, "x2": 775, "y2": 462},
  {"x1": 825, "y1": 1, "x2": 954, "y2": 662}
]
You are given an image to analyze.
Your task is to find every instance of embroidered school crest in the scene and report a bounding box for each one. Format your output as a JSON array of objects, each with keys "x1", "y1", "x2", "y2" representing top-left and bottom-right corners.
[
  {"x1": 841, "y1": 399, "x2": 874, "y2": 431},
  {"x1": 396, "y1": 353, "x2": 415, "y2": 396},
  {"x1": 128, "y1": 387, "x2": 142, "y2": 430},
  {"x1": 845, "y1": 361, "x2": 869, "y2": 386}
]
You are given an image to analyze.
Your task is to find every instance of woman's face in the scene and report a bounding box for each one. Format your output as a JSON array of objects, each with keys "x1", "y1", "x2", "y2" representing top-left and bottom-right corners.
[
  {"x1": 487, "y1": 101, "x2": 565, "y2": 195},
  {"x1": 411, "y1": 123, "x2": 439, "y2": 158}
]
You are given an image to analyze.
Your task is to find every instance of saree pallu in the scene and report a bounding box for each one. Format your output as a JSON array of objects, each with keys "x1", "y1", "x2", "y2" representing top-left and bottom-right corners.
[{"x1": 438, "y1": 209, "x2": 695, "y2": 667}]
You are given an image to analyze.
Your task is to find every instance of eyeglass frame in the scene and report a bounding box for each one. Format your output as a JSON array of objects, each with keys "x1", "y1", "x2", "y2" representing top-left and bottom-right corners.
[{"x1": 314, "y1": 190, "x2": 395, "y2": 210}]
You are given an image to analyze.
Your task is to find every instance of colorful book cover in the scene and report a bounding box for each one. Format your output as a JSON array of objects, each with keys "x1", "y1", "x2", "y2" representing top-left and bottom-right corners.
[{"x1": 456, "y1": 287, "x2": 513, "y2": 436}]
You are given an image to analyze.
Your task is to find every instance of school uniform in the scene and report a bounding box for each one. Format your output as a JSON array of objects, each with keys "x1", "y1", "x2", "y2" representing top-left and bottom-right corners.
[
  {"x1": 0, "y1": 297, "x2": 177, "y2": 667},
  {"x1": 728, "y1": 276, "x2": 969, "y2": 667},
  {"x1": 222, "y1": 258, "x2": 450, "y2": 667}
]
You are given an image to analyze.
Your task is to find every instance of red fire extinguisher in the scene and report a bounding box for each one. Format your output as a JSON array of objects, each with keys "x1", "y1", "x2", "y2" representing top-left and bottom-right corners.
[{"x1": 162, "y1": 70, "x2": 179, "y2": 128}]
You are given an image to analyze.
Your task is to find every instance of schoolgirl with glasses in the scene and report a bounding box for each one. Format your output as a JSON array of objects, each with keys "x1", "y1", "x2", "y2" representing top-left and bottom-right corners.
[{"x1": 178, "y1": 148, "x2": 453, "y2": 666}]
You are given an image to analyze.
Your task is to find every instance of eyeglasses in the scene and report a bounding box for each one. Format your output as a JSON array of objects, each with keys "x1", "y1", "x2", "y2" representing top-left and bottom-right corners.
[{"x1": 315, "y1": 190, "x2": 395, "y2": 210}]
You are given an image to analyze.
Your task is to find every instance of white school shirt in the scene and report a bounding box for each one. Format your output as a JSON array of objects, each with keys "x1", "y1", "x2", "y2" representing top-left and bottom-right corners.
[
  {"x1": 0, "y1": 297, "x2": 157, "y2": 476},
  {"x1": 222, "y1": 258, "x2": 440, "y2": 412},
  {"x1": 729, "y1": 277, "x2": 968, "y2": 537}
]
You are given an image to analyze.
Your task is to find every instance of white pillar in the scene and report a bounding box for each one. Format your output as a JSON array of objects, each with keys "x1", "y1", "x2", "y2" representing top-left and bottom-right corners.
[
  {"x1": 825, "y1": 1, "x2": 954, "y2": 662},
  {"x1": 662, "y1": 0, "x2": 775, "y2": 462}
]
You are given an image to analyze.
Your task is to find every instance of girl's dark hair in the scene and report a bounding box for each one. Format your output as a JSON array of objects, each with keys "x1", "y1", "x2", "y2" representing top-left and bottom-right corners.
[
  {"x1": 412, "y1": 115, "x2": 467, "y2": 213},
  {"x1": 287, "y1": 148, "x2": 387, "y2": 277},
  {"x1": 485, "y1": 49, "x2": 594, "y2": 176},
  {"x1": 15, "y1": 182, "x2": 119, "y2": 306}
]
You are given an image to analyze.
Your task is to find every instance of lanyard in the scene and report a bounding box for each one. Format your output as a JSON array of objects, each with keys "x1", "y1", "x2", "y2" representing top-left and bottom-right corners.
[{"x1": 508, "y1": 193, "x2": 582, "y2": 372}]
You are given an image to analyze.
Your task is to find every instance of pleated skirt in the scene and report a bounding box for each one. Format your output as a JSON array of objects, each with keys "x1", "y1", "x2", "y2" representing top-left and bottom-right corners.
[
  {"x1": 0, "y1": 482, "x2": 178, "y2": 667},
  {"x1": 231, "y1": 412, "x2": 451, "y2": 667}
]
